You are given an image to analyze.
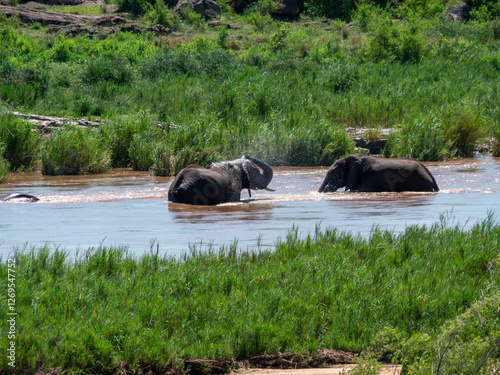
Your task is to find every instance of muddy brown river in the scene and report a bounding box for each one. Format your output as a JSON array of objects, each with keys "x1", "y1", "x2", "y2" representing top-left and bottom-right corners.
[{"x1": 1, "y1": 157, "x2": 499, "y2": 255}]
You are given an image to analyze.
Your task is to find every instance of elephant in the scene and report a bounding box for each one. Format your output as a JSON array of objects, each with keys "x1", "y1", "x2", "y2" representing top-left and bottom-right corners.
[
  {"x1": 168, "y1": 155, "x2": 274, "y2": 205},
  {"x1": 318, "y1": 155, "x2": 439, "y2": 193},
  {"x1": 1, "y1": 193, "x2": 39, "y2": 202}
]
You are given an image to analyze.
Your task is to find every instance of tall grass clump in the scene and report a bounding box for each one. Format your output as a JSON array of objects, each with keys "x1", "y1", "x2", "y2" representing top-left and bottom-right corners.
[
  {"x1": 3, "y1": 218, "x2": 499, "y2": 373},
  {"x1": 444, "y1": 110, "x2": 484, "y2": 157},
  {"x1": 0, "y1": 114, "x2": 40, "y2": 171},
  {"x1": 0, "y1": 150, "x2": 9, "y2": 183},
  {"x1": 383, "y1": 119, "x2": 449, "y2": 161},
  {"x1": 403, "y1": 292, "x2": 500, "y2": 374},
  {"x1": 41, "y1": 125, "x2": 110, "y2": 175}
]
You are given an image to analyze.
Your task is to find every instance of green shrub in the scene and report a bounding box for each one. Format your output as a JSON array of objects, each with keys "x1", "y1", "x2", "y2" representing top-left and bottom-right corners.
[
  {"x1": 493, "y1": 126, "x2": 500, "y2": 157},
  {"x1": 383, "y1": 120, "x2": 449, "y2": 161},
  {"x1": 256, "y1": 0, "x2": 277, "y2": 15},
  {"x1": 41, "y1": 125, "x2": 110, "y2": 175},
  {"x1": 129, "y1": 131, "x2": 159, "y2": 171},
  {"x1": 81, "y1": 57, "x2": 134, "y2": 85},
  {"x1": 144, "y1": 0, "x2": 175, "y2": 28},
  {"x1": 172, "y1": 146, "x2": 219, "y2": 174},
  {"x1": 444, "y1": 110, "x2": 484, "y2": 157},
  {"x1": 178, "y1": 6, "x2": 204, "y2": 26},
  {"x1": 305, "y1": 0, "x2": 355, "y2": 19},
  {"x1": 0, "y1": 149, "x2": 9, "y2": 183},
  {"x1": 99, "y1": 119, "x2": 145, "y2": 168},
  {"x1": 0, "y1": 63, "x2": 49, "y2": 106},
  {"x1": 407, "y1": 292, "x2": 500, "y2": 375},
  {"x1": 150, "y1": 141, "x2": 172, "y2": 176},
  {"x1": 0, "y1": 114, "x2": 40, "y2": 171}
]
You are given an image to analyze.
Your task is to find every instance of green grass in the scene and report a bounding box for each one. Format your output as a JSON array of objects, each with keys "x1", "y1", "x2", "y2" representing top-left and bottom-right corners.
[
  {"x1": 0, "y1": 13, "x2": 499, "y2": 168},
  {"x1": 41, "y1": 125, "x2": 111, "y2": 175},
  {"x1": 0, "y1": 114, "x2": 40, "y2": 172},
  {"x1": 0, "y1": 217, "x2": 498, "y2": 373}
]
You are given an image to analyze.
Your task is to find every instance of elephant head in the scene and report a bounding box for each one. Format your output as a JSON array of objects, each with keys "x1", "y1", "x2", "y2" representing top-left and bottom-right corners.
[
  {"x1": 240, "y1": 155, "x2": 274, "y2": 195},
  {"x1": 318, "y1": 155, "x2": 362, "y2": 193}
]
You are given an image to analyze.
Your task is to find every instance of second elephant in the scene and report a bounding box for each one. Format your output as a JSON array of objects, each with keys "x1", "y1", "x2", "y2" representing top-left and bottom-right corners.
[
  {"x1": 318, "y1": 155, "x2": 439, "y2": 193},
  {"x1": 168, "y1": 155, "x2": 274, "y2": 205}
]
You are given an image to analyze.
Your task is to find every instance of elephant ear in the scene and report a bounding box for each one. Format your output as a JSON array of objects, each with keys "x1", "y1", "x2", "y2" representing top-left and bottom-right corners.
[
  {"x1": 241, "y1": 156, "x2": 273, "y2": 191},
  {"x1": 345, "y1": 157, "x2": 363, "y2": 191}
]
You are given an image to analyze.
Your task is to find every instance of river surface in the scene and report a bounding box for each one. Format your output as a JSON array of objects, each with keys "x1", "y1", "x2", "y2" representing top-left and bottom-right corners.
[{"x1": 1, "y1": 156, "x2": 499, "y2": 256}]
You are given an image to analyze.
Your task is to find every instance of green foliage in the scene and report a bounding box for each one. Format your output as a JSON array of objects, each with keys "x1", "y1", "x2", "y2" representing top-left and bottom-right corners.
[
  {"x1": 407, "y1": 292, "x2": 500, "y2": 375},
  {"x1": 2, "y1": 219, "x2": 500, "y2": 372},
  {"x1": 144, "y1": 0, "x2": 176, "y2": 28},
  {"x1": 178, "y1": 6, "x2": 205, "y2": 26},
  {"x1": 304, "y1": 0, "x2": 355, "y2": 19},
  {"x1": 494, "y1": 126, "x2": 500, "y2": 157},
  {"x1": 444, "y1": 110, "x2": 484, "y2": 157},
  {"x1": 0, "y1": 61, "x2": 48, "y2": 106},
  {"x1": 270, "y1": 25, "x2": 290, "y2": 52},
  {"x1": 256, "y1": 0, "x2": 277, "y2": 15},
  {"x1": 50, "y1": 35, "x2": 78, "y2": 62},
  {"x1": 41, "y1": 125, "x2": 111, "y2": 175},
  {"x1": 0, "y1": 148, "x2": 9, "y2": 183},
  {"x1": 81, "y1": 57, "x2": 135, "y2": 85},
  {"x1": 395, "y1": 0, "x2": 445, "y2": 20},
  {"x1": 383, "y1": 120, "x2": 449, "y2": 161},
  {"x1": 150, "y1": 141, "x2": 172, "y2": 176},
  {"x1": 0, "y1": 114, "x2": 40, "y2": 171},
  {"x1": 129, "y1": 129, "x2": 161, "y2": 171},
  {"x1": 116, "y1": 0, "x2": 149, "y2": 15},
  {"x1": 245, "y1": 12, "x2": 273, "y2": 31}
]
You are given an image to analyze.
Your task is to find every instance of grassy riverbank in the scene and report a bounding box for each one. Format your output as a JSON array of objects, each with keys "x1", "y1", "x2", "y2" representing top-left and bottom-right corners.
[
  {"x1": 1, "y1": 217, "x2": 499, "y2": 374},
  {"x1": 1, "y1": 2, "x2": 500, "y2": 179}
]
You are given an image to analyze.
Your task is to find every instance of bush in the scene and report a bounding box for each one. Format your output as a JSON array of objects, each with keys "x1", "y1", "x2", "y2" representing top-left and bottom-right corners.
[
  {"x1": 0, "y1": 62, "x2": 49, "y2": 106},
  {"x1": 444, "y1": 110, "x2": 484, "y2": 157},
  {"x1": 99, "y1": 119, "x2": 144, "y2": 168},
  {"x1": 305, "y1": 0, "x2": 355, "y2": 19},
  {"x1": 0, "y1": 149, "x2": 9, "y2": 183},
  {"x1": 407, "y1": 292, "x2": 500, "y2": 375},
  {"x1": 150, "y1": 141, "x2": 172, "y2": 176},
  {"x1": 41, "y1": 125, "x2": 110, "y2": 175},
  {"x1": 0, "y1": 114, "x2": 40, "y2": 171},
  {"x1": 383, "y1": 120, "x2": 449, "y2": 161},
  {"x1": 144, "y1": 0, "x2": 176, "y2": 28},
  {"x1": 81, "y1": 57, "x2": 134, "y2": 85},
  {"x1": 129, "y1": 131, "x2": 159, "y2": 171}
]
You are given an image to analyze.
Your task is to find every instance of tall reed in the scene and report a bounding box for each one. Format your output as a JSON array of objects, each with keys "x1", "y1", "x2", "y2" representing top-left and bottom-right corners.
[
  {"x1": 1, "y1": 218, "x2": 498, "y2": 373},
  {"x1": 41, "y1": 125, "x2": 110, "y2": 175}
]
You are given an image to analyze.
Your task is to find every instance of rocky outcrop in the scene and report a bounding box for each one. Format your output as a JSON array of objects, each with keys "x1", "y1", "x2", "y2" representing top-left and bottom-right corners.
[
  {"x1": 174, "y1": 0, "x2": 220, "y2": 20},
  {"x1": 271, "y1": 0, "x2": 299, "y2": 18},
  {"x1": 0, "y1": 5, "x2": 128, "y2": 25},
  {"x1": 443, "y1": 1, "x2": 471, "y2": 21}
]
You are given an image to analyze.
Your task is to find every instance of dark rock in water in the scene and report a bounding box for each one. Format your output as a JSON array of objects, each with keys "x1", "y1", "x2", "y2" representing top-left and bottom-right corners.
[
  {"x1": 354, "y1": 138, "x2": 387, "y2": 155},
  {"x1": 1, "y1": 193, "x2": 39, "y2": 203}
]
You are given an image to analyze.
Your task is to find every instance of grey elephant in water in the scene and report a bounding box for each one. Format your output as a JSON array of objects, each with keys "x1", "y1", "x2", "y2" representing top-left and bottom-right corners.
[
  {"x1": 1, "y1": 193, "x2": 39, "y2": 202},
  {"x1": 168, "y1": 155, "x2": 274, "y2": 205},
  {"x1": 318, "y1": 155, "x2": 439, "y2": 193}
]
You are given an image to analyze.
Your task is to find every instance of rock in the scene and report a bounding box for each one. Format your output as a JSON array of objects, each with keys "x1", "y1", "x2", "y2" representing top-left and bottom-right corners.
[
  {"x1": 443, "y1": 1, "x2": 471, "y2": 21},
  {"x1": 271, "y1": 0, "x2": 299, "y2": 18},
  {"x1": 0, "y1": 5, "x2": 130, "y2": 26},
  {"x1": 174, "y1": 0, "x2": 220, "y2": 20},
  {"x1": 208, "y1": 20, "x2": 230, "y2": 28}
]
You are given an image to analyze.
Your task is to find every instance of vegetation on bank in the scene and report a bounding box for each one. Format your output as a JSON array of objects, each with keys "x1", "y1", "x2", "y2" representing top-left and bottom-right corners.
[
  {"x1": 1, "y1": 0, "x2": 500, "y2": 178},
  {"x1": 0, "y1": 217, "x2": 498, "y2": 374}
]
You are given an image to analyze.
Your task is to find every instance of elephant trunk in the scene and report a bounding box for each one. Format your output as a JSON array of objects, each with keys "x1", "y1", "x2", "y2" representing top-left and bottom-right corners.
[{"x1": 242, "y1": 155, "x2": 273, "y2": 190}]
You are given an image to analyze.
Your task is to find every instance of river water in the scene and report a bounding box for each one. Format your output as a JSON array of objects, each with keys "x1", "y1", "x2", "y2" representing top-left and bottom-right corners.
[{"x1": 1, "y1": 156, "x2": 499, "y2": 255}]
